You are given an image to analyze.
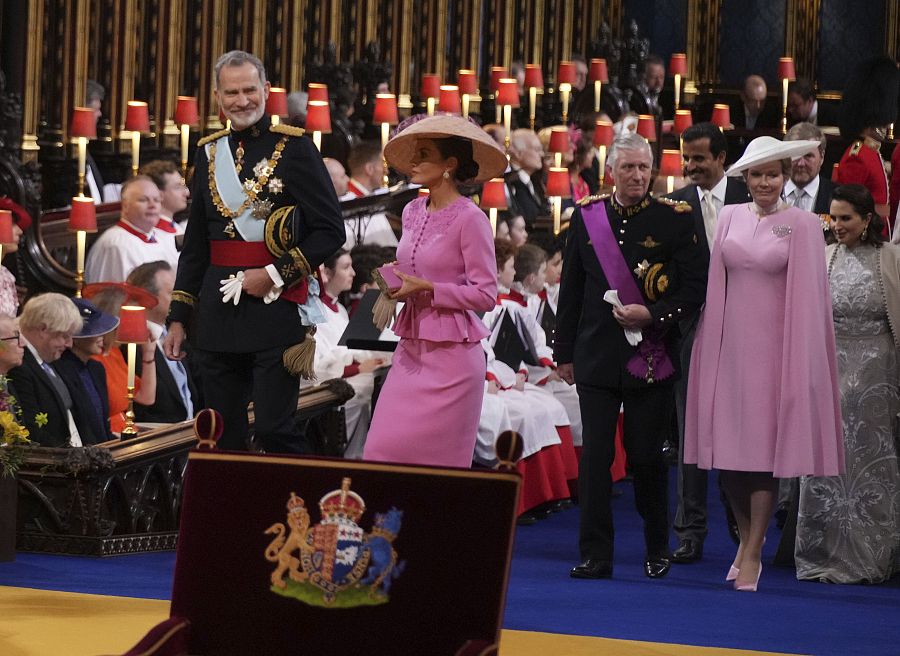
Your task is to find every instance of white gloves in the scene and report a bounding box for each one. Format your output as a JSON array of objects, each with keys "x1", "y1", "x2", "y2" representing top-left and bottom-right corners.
[
  {"x1": 220, "y1": 272, "x2": 245, "y2": 305},
  {"x1": 220, "y1": 271, "x2": 282, "y2": 305},
  {"x1": 603, "y1": 290, "x2": 642, "y2": 346}
]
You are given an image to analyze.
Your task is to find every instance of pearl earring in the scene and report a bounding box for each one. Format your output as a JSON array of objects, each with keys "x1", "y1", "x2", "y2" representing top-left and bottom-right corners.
[{"x1": 443, "y1": 170, "x2": 450, "y2": 180}]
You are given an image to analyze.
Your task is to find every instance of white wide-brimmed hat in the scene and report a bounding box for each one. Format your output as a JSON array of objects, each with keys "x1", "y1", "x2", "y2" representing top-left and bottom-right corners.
[
  {"x1": 726, "y1": 136, "x2": 822, "y2": 177},
  {"x1": 383, "y1": 114, "x2": 508, "y2": 184}
]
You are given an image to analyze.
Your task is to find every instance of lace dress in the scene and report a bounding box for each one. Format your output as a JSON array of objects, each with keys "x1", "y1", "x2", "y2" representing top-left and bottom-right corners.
[{"x1": 795, "y1": 243, "x2": 900, "y2": 583}]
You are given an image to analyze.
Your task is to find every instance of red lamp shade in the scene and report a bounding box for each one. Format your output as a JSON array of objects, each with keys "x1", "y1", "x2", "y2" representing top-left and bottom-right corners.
[
  {"x1": 778, "y1": 57, "x2": 796, "y2": 81},
  {"x1": 457, "y1": 69, "x2": 478, "y2": 95},
  {"x1": 589, "y1": 59, "x2": 609, "y2": 83},
  {"x1": 70, "y1": 107, "x2": 97, "y2": 139},
  {"x1": 711, "y1": 103, "x2": 731, "y2": 129},
  {"x1": 660, "y1": 149, "x2": 682, "y2": 177},
  {"x1": 117, "y1": 306, "x2": 149, "y2": 343},
  {"x1": 557, "y1": 61, "x2": 576, "y2": 86},
  {"x1": 832, "y1": 162, "x2": 840, "y2": 179},
  {"x1": 373, "y1": 94, "x2": 399, "y2": 125},
  {"x1": 68, "y1": 197, "x2": 97, "y2": 232},
  {"x1": 0, "y1": 211, "x2": 13, "y2": 244},
  {"x1": 637, "y1": 114, "x2": 657, "y2": 142},
  {"x1": 524, "y1": 65, "x2": 544, "y2": 89},
  {"x1": 267, "y1": 87, "x2": 288, "y2": 117},
  {"x1": 490, "y1": 67, "x2": 508, "y2": 92},
  {"x1": 593, "y1": 119, "x2": 614, "y2": 147},
  {"x1": 546, "y1": 167, "x2": 571, "y2": 198},
  {"x1": 174, "y1": 96, "x2": 199, "y2": 126},
  {"x1": 308, "y1": 83, "x2": 329, "y2": 103},
  {"x1": 674, "y1": 109, "x2": 693, "y2": 135},
  {"x1": 548, "y1": 127, "x2": 570, "y2": 154},
  {"x1": 421, "y1": 74, "x2": 441, "y2": 99},
  {"x1": 497, "y1": 79, "x2": 520, "y2": 107},
  {"x1": 669, "y1": 53, "x2": 687, "y2": 77},
  {"x1": 438, "y1": 85, "x2": 461, "y2": 114},
  {"x1": 305, "y1": 101, "x2": 332, "y2": 133},
  {"x1": 124, "y1": 101, "x2": 150, "y2": 132},
  {"x1": 480, "y1": 178, "x2": 508, "y2": 210}
]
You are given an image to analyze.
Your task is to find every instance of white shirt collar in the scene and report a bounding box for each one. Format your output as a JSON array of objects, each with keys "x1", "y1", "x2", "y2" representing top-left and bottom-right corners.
[
  {"x1": 785, "y1": 175, "x2": 820, "y2": 202},
  {"x1": 147, "y1": 320, "x2": 165, "y2": 342},
  {"x1": 809, "y1": 100, "x2": 819, "y2": 124},
  {"x1": 697, "y1": 175, "x2": 728, "y2": 204},
  {"x1": 22, "y1": 336, "x2": 45, "y2": 367},
  {"x1": 120, "y1": 218, "x2": 156, "y2": 238}
]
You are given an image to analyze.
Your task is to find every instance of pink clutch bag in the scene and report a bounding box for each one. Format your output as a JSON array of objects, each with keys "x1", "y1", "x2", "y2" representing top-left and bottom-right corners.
[{"x1": 373, "y1": 263, "x2": 411, "y2": 292}]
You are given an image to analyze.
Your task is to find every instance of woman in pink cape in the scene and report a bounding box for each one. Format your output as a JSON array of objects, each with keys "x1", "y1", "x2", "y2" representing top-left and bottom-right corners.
[
  {"x1": 684, "y1": 136, "x2": 844, "y2": 592},
  {"x1": 363, "y1": 115, "x2": 507, "y2": 467}
]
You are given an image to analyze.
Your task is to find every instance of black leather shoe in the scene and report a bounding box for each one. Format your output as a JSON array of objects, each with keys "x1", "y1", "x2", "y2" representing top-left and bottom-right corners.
[
  {"x1": 570, "y1": 559, "x2": 613, "y2": 579},
  {"x1": 671, "y1": 539, "x2": 703, "y2": 563},
  {"x1": 516, "y1": 512, "x2": 538, "y2": 526},
  {"x1": 644, "y1": 556, "x2": 671, "y2": 578}
]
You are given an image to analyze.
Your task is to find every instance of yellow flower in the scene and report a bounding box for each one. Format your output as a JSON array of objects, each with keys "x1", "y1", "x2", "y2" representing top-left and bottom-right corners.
[{"x1": 34, "y1": 412, "x2": 48, "y2": 428}]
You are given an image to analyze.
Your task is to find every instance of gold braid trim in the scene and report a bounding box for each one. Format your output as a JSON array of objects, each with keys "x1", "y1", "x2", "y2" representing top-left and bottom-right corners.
[
  {"x1": 279, "y1": 247, "x2": 311, "y2": 284},
  {"x1": 197, "y1": 128, "x2": 230, "y2": 147},
  {"x1": 270, "y1": 124, "x2": 305, "y2": 137},
  {"x1": 208, "y1": 136, "x2": 288, "y2": 219},
  {"x1": 264, "y1": 205, "x2": 295, "y2": 257},
  {"x1": 171, "y1": 290, "x2": 198, "y2": 306}
]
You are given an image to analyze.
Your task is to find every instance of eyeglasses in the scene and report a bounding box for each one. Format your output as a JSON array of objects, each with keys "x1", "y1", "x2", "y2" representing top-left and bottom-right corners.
[{"x1": 0, "y1": 331, "x2": 20, "y2": 342}]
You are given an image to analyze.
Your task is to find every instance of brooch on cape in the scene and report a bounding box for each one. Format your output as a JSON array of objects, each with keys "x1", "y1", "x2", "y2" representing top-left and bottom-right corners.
[{"x1": 772, "y1": 225, "x2": 792, "y2": 238}]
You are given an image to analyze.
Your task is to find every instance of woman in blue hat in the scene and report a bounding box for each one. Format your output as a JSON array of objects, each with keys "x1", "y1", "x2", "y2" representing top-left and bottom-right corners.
[{"x1": 52, "y1": 298, "x2": 120, "y2": 443}]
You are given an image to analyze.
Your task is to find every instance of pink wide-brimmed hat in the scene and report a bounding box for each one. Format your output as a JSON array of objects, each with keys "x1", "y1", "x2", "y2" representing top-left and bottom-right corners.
[{"x1": 383, "y1": 114, "x2": 508, "y2": 183}]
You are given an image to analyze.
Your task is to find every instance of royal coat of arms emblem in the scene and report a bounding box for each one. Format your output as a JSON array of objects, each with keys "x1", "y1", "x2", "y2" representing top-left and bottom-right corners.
[{"x1": 264, "y1": 477, "x2": 405, "y2": 607}]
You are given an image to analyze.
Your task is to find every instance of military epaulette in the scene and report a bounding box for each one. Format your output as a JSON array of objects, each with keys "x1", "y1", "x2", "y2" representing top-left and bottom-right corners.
[
  {"x1": 654, "y1": 195, "x2": 692, "y2": 214},
  {"x1": 577, "y1": 193, "x2": 610, "y2": 206},
  {"x1": 197, "y1": 128, "x2": 230, "y2": 147},
  {"x1": 849, "y1": 140, "x2": 864, "y2": 156},
  {"x1": 270, "y1": 124, "x2": 305, "y2": 137}
]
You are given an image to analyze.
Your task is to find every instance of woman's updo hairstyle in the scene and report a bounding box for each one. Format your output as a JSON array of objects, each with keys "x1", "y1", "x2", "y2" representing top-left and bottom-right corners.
[
  {"x1": 831, "y1": 183, "x2": 885, "y2": 244},
  {"x1": 433, "y1": 137, "x2": 480, "y2": 183}
]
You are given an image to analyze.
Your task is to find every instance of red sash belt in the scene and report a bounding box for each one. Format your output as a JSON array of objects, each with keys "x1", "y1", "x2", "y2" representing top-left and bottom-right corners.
[
  {"x1": 210, "y1": 240, "x2": 272, "y2": 267},
  {"x1": 209, "y1": 240, "x2": 311, "y2": 305}
]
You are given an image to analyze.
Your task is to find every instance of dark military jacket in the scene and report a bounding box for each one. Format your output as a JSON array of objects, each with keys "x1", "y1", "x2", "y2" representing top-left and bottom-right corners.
[
  {"x1": 169, "y1": 114, "x2": 345, "y2": 353},
  {"x1": 554, "y1": 193, "x2": 708, "y2": 388}
]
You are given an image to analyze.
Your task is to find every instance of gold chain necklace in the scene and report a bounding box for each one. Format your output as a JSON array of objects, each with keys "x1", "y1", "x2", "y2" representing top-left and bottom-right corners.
[
  {"x1": 208, "y1": 136, "x2": 287, "y2": 219},
  {"x1": 234, "y1": 141, "x2": 245, "y2": 174}
]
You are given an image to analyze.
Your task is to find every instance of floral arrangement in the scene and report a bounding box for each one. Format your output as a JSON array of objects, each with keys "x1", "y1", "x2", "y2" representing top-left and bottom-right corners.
[{"x1": 0, "y1": 375, "x2": 31, "y2": 478}]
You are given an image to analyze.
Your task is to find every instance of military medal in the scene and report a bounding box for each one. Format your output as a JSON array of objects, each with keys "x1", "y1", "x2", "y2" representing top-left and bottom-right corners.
[
  {"x1": 223, "y1": 220, "x2": 236, "y2": 238},
  {"x1": 634, "y1": 259, "x2": 650, "y2": 278},
  {"x1": 251, "y1": 198, "x2": 274, "y2": 219},
  {"x1": 268, "y1": 177, "x2": 284, "y2": 194},
  {"x1": 253, "y1": 158, "x2": 273, "y2": 178}
]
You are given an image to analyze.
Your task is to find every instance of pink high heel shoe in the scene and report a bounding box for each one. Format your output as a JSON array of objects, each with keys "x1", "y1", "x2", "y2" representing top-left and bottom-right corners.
[
  {"x1": 726, "y1": 565, "x2": 740, "y2": 582},
  {"x1": 734, "y1": 563, "x2": 762, "y2": 592}
]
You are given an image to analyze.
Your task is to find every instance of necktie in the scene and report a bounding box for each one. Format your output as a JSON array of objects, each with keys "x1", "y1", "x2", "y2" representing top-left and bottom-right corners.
[
  {"x1": 792, "y1": 189, "x2": 807, "y2": 209},
  {"x1": 159, "y1": 329, "x2": 194, "y2": 419},
  {"x1": 701, "y1": 190, "x2": 718, "y2": 250},
  {"x1": 41, "y1": 362, "x2": 73, "y2": 409}
]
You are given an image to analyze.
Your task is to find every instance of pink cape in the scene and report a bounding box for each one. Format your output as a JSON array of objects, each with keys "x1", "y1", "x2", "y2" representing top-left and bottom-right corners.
[{"x1": 684, "y1": 204, "x2": 844, "y2": 478}]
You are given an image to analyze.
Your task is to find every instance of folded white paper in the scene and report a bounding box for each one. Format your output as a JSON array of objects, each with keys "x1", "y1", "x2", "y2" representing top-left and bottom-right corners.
[{"x1": 603, "y1": 289, "x2": 643, "y2": 346}]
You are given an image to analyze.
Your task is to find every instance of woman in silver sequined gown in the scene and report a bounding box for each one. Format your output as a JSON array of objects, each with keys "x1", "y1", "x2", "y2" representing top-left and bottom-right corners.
[{"x1": 796, "y1": 184, "x2": 900, "y2": 584}]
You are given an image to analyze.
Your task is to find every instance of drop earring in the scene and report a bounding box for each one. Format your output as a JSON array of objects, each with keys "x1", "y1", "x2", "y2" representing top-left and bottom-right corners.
[{"x1": 443, "y1": 170, "x2": 450, "y2": 180}]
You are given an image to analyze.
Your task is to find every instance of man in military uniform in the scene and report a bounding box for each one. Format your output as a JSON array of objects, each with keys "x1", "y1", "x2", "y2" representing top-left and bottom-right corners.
[
  {"x1": 555, "y1": 131, "x2": 708, "y2": 579},
  {"x1": 164, "y1": 50, "x2": 344, "y2": 453}
]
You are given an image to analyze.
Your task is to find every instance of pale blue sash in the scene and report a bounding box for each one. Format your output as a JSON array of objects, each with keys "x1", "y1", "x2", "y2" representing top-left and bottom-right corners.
[{"x1": 206, "y1": 135, "x2": 265, "y2": 242}]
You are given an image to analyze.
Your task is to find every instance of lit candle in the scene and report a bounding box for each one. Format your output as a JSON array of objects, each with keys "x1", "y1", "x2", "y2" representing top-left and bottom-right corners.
[
  {"x1": 127, "y1": 342, "x2": 137, "y2": 389},
  {"x1": 179, "y1": 124, "x2": 190, "y2": 174},
  {"x1": 76, "y1": 230, "x2": 86, "y2": 276},
  {"x1": 489, "y1": 207, "x2": 497, "y2": 236}
]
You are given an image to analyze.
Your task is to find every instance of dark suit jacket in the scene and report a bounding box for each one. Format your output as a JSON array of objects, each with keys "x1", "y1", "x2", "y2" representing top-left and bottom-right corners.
[
  {"x1": 131, "y1": 343, "x2": 200, "y2": 424},
  {"x1": 52, "y1": 349, "x2": 114, "y2": 444},
  {"x1": 504, "y1": 169, "x2": 548, "y2": 227},
  {"x1": 666, "y1": 178, "x2": 751, "y2": 256},
  {"x1": 8, "y1": 349, "x2": 76, "y2": 447},
  {"x1": 811, "y1": 175, "x2": 834, "y2": 214},
  {"x1": 729, "y1": 99, "x2": 781, "y2": 132}
]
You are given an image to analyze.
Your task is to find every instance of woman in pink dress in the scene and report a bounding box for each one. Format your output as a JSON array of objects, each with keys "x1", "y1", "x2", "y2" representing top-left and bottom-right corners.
[
  {"x1": 684, "y1": 136, "x2": 844, "y2": 591},
  {"x1": 363, "y1": 115, "x2": 507, "y2": 467}
]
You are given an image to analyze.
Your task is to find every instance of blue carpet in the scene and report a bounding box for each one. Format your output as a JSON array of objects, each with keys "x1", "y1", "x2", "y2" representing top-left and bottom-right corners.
[{"x1": 1, "y1": 472, "x2": 898, "y2": 655}]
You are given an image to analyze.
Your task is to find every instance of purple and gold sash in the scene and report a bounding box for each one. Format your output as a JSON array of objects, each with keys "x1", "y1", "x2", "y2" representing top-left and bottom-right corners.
[{"x1": 581, "y1": 201, "x2": 674, "y2": 383}]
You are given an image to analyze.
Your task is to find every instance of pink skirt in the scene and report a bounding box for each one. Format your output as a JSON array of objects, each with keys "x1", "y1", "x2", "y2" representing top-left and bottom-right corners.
[{"x1": 364, "y1": 338, "x2": 485, "y2": 468}]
